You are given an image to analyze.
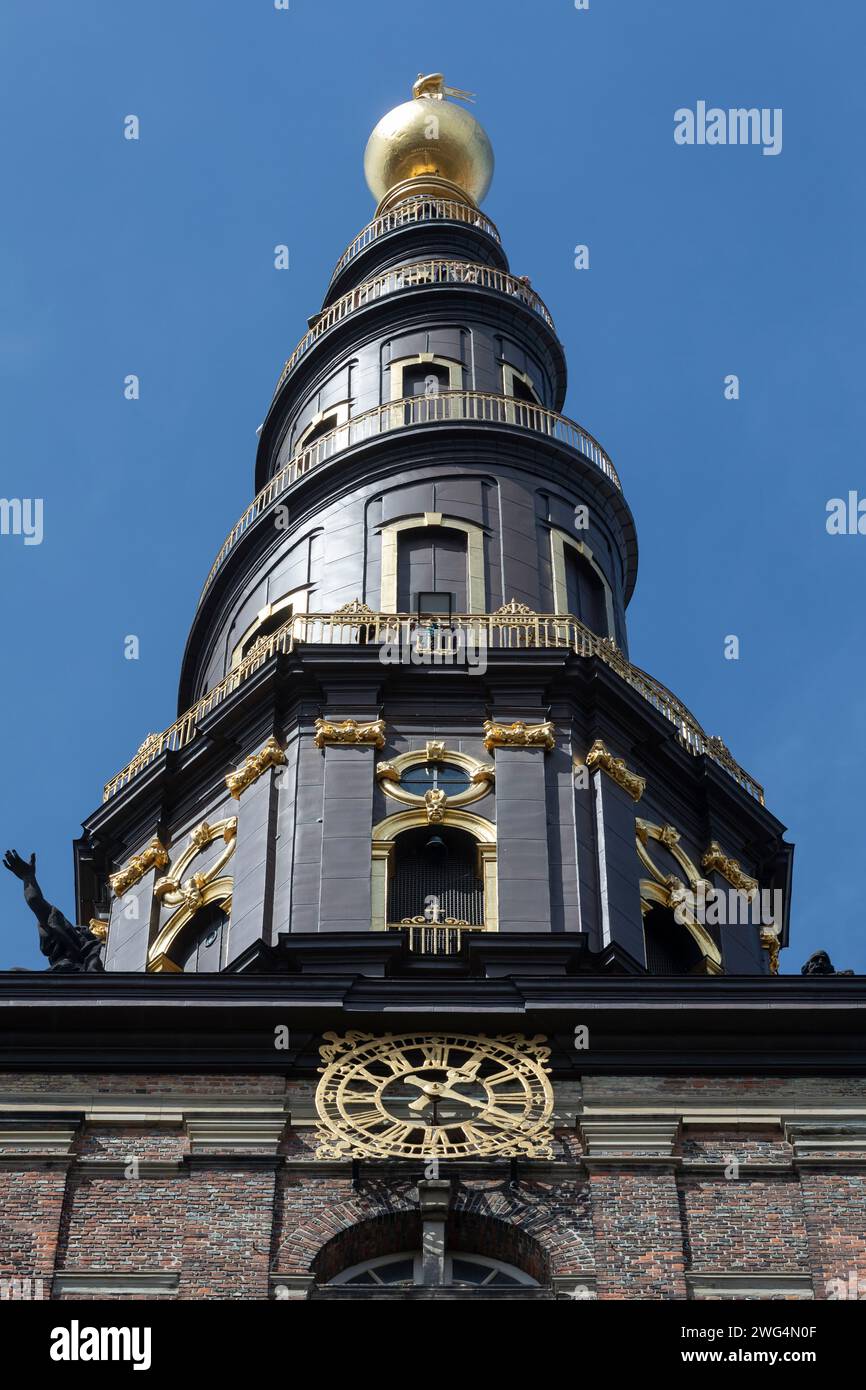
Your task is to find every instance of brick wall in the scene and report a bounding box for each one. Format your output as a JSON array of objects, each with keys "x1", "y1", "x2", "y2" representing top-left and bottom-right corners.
[{"x1": 0, "y1": 1071, "x2": 863, "y2": 1300}]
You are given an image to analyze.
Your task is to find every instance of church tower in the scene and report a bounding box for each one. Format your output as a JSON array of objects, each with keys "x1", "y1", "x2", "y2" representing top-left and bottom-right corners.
[
  {"x1": 78, "y1": 77, "x2": 792, "y2": 981},
  {"x1": 13, "y1": 81, "x2": 864, "y2": 1312}
]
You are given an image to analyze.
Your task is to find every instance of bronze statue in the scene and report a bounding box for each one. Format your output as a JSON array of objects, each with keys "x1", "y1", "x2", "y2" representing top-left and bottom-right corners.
[
  {"x1": 3, "y1": 850, "x2": 104, "y2": 972},
  {"x1": 801, "y1": 949, "x2": 854, "y2": 977}
]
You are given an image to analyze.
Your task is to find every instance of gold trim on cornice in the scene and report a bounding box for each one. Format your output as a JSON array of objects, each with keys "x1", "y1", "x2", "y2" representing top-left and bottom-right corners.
[
  {"x1": 226, "y1": 736, "x2": 286, "y2": 798},
  {"x1": 110, "y1": 838, "x2": 169, "y2": 898},
  {"x1": 482, "y1": 719, "x2": 555, "y2": 752},
  {"x1": 586, "y1": 739, "x2": 645, "y2": 802},
  {"x1": 314, "y1": 718, "x2": 386, "y2": 750},
  {"x1": 760, "y1": 925, "x2": 781, "y2": 976},
  {"x1": 88, "y1": 919, "x2": 109, "y2": 943},
  {"x1": 701, "y1": 841, "x2": 759, "y2": 895}
]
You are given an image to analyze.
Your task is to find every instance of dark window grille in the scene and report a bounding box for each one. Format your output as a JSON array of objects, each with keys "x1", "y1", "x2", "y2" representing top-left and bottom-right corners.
[{"x1": 388, "y1": 828, "x2": 483, "y2": 925}]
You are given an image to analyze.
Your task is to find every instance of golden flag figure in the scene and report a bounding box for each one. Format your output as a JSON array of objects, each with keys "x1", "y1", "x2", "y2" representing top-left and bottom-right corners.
[{"x1": 412, "y1": 73, "x2": 475, "y2": 103}]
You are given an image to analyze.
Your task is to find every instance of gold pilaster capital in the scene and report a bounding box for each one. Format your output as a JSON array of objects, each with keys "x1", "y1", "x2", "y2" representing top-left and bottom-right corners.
[
  {"x1": 585, "y1": 740, "x2": 645, "y2": 802},
  {"x1": 482, "y1": 719, "x2": 555, "y2": 752},
  {"x1": 314, "y1": 718, "x2": 386, "y2": 749},
  {"x1": 226, "y1": 737, "x2": 286, "y2": 798},
  {"x1": 110, "y1": 838, "x2": 169, "y2": 897}
]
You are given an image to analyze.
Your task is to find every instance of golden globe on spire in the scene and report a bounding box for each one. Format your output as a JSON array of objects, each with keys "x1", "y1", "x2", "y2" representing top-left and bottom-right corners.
[{"x1": 364, "y1": 74, "x2": 494, "y2": 213}]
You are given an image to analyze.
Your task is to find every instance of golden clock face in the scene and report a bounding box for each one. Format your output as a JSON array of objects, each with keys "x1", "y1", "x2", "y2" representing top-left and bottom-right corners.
[{"x1": 315, "y1": 1031, "x2": 554, "y2": 1160}]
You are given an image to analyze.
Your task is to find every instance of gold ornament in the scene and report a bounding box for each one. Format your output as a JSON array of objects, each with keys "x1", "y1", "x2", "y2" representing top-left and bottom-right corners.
[
  {"x1": 110, "y1": 838, "x2": 169, "y2": 897},
  {"x1": 364, "y1": 76, "x2": 494, "y2": 209},
  {"x1": 225, "y1": 736, "x2": 286, "y2": 798},
  {"x1": 153, "y1": 817, "x2": 237, "y2": 909},
  {"x1": 701, "y1": 841, "x2": 758, "y2": 896},
  {"x1": 315, "y1": 1031, "x2": 554, "y2": 1160},
  {"x1": 760, "y1": 925, "x2": 781, "y2": 976},
  {"x1": 585, "y1": 740, "x2": 645, "y2": 802},
  {"x1": 493, "y1": 599, "x2": 537, "y2": 616},
  {"x1": 314, "y1": 718, "x2": 386, "y2": 749},
  {"x1": 483, "y1": 719, "x2": 555, "y2": 752},
  {"x1": 333, "y1": 599, "x2": 376, "y2": 618},
  {"x1": 424, "y1": 788, "x2": 447, "y2": 823}
]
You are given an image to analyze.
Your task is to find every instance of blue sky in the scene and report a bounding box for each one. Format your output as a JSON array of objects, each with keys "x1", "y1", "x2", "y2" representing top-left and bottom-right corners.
[{"x1": 1, "y1": 0, "x2": 863, "y2": 972}]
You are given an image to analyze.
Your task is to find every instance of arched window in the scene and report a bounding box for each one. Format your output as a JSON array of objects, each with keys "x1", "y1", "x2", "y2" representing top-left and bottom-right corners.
[
  {"x1": 401, "y1": 363, "x2": 450, "y2": 398},
  {"x1": 174, "y1": 902, "x2": 230, "y2": 973},
  {"x1": 397, "y1": 525, "x2": 468, "y2": 614},
  {"x1": 329, "y1": 1252, "x2": 538, "y2": 1288},
  {"x1": 388, "y1": 825, "x2": 483, "y2": 926},
  {"x1": 564, "y1": 546, "x2": 608, "y2": 635},
  {"x1": 239, "y1": 604, "x2": 293, "y2": 659},
  {"x1": 643, "y1": 905, "x2": 706, "y2": 974},
  {"x1": 295, "y1": 412, "x2": 339, "y2": 454}
]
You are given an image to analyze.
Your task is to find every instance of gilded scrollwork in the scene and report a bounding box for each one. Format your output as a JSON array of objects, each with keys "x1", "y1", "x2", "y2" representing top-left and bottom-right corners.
[
  {"x1": 483, "y1": 719, "x2": 555, "y2": 752},
  {"x1": 701, "y1": 841, "x2": 759, "y2": 896},
  {"x1": 226, "y1": 736, "x2": 287, "y2": 798},
  {"x1": 153, "y1": 817, "x2": 238, "y2": 911},
  {"x1": 110, "y1": 838, "x2": 169, "y2": 898},
  {"x1": 314, "y1": 718, "x2": 386, "y2": 749},
  {"x1": 586, "y1": 740, "x2": 645, "y2": 802}
]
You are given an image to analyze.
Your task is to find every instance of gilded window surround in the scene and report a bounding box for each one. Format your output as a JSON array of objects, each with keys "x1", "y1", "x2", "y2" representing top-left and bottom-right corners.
[
  {"x1": 376, "y1": 743, "x2": 494, "y2": 810},
  {"x1": 379, "y1": 513, "x2": 486, "y2": 614},
  {"x1": 230, "y1": 586, "x2": 310, "y2": 669},
  {"x1": 370, "y1": 807, "x2": 497, "y2": 934},
  {"x1": 153, "y1": 816, "x2": 237, "y2": 907},
  {"x1": 147, "y1": 876, "x2": 234, "y2": 973},
  {"x1": 636, "y1": 818, "x2": 723, "y2": 973},
  {"x1": 549, "y1": 528, "x2": 616, "y2": 638}
]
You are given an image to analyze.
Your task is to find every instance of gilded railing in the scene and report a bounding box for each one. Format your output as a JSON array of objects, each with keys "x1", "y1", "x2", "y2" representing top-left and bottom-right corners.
[
  {"x1": 101, "y1": 619, "x2": 298, "y2": 800},
  {"x1": 273, "y1": 259, "x2": 555, "y2": 395},
  {"x1": 328, "y1": 197, "x2": 502, "y2": 283},
  {"x1": 200, "y1": 391, "x2": 620, "y2": 605},
  {"x1": 103, "y1": 609, "x2": 764, "y2": 804},
  {"x1": 388, "y1": 923, "x2": 484, "y2": 955}
]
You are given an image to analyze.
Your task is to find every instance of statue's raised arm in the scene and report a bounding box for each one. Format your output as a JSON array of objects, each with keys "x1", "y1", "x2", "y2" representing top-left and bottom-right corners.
[{"x1": 3, "y1": 849, "x2": 104, "y2": 972}]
